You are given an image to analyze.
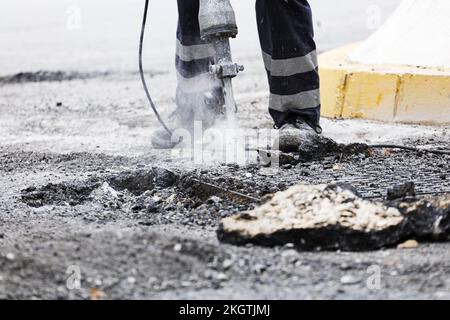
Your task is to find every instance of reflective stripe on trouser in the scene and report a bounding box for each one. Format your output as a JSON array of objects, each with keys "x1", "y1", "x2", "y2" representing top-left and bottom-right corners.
[
  {"x1": 256, "y1": 0, "x2": 321, "y2": 128},
  {"x1": 176, "y1": 0, "x2": 320, "y2": 127},
  {"x1": 176, "y1": 0, "x2": 221, "y2": 100}
]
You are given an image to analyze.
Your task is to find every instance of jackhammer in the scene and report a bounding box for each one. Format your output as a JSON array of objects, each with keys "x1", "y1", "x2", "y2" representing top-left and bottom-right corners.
[{"x1": 139, "y1": 0, "x2": 244, "y2": 138}]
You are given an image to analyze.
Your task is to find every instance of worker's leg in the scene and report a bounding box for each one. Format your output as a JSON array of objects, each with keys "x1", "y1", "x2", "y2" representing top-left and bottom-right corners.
[
  {"x1": 256, "y1": 0, "x2": 321, "y2": 132},
  {"x1": 152, "y1": 0, "x2": 222, "y2": 148},
  {"x1": 176, "y1": 0, "x2": 222, "y2": 121}
]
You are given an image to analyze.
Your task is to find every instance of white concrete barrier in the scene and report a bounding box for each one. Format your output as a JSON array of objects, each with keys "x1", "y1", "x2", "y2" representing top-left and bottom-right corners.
[{"x1": 319, "y1": 0, "x2": 450, "y2": 124}]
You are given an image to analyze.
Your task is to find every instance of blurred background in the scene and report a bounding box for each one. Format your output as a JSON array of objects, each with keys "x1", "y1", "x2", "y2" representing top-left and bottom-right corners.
[{"x1": 0, "y1": 0, "x2": 401, "y2": 75}]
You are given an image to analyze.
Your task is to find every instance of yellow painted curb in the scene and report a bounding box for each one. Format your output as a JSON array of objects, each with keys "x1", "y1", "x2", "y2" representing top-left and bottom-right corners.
[{"x1": 319, "y1": 44, "x2": 450, "y2": 124}]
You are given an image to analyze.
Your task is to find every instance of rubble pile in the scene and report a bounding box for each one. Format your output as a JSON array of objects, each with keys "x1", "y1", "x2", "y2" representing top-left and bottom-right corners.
[{"x1": 218, "y1": 184, "x2": 450, "y2": 251}]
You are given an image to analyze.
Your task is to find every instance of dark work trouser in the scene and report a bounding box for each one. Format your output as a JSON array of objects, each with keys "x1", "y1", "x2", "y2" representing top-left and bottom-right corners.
[{"x1": 176, "y1": 0, "x2": 321, "y2": 129}]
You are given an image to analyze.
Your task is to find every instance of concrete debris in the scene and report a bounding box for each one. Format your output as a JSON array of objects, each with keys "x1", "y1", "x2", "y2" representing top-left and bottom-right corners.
[
  {"x1": 396, "y1": 196, "x2": 450, "y2": 239},
  {"x1": 89, "y1": 288, "x2": 106, "y2": 300},
  {"x1": 398, "y1": 240, "x2": 419, "y2": 249},
  {"x1": 20, "y1": 168, "x2": 178, "y2": 209},
  {"x1": 296, "y1": 136, "x2": 369, "y2": 162},
  {"x1": 107, "y1": 168, "x2": 178, "y2": 196},
  {"x1": 387, "y1": 182, "x2": 416, "y2": 200},
  {"x1": 6, "y1": 253, "x2": 15, "y2": 261},
  {"x1": 126, "y1": 276, "x2": 137, "y2": 285},
  {"x1": 218, "y1": 184, "x2": 450, "y2": 251},
  {"x1": 254, "y1": 139, "x2": 371, "y2": 165},
  {"x1": 340, "y1": 275, "x2": 361, "y2": 285},
  {"x1": 131, "y1": 191, "x2": 159, "y2": 213},
  {"x1": 21, "y1": 182, "x2": 98, "y2": 207}
]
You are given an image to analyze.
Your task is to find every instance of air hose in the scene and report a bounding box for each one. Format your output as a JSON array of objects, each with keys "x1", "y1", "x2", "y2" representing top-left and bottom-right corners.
[{"x1": 139, "y1": 0, "x2": 172, "y2": 135}]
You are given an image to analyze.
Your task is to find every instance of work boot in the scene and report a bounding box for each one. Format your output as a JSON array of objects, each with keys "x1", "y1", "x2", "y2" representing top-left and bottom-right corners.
[
  {"x1": 274, "y1": 118, "x2": 322, "y2": 154},
  {"x1": 151, "y1": 88, "x2": 225, "y2": 149},
  {"x1": 151, "y1": 125, "x2": 184, "y2": 150}
]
